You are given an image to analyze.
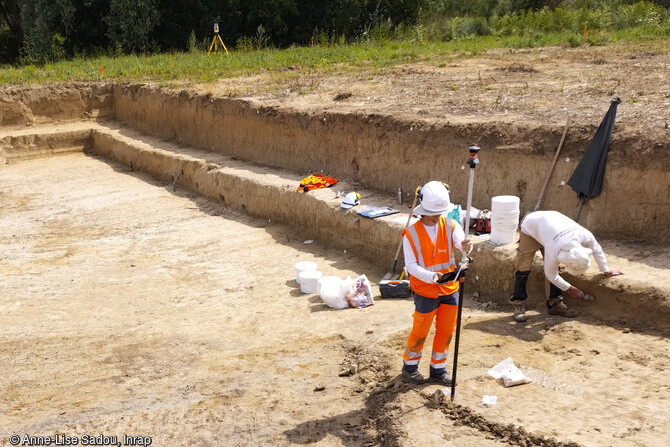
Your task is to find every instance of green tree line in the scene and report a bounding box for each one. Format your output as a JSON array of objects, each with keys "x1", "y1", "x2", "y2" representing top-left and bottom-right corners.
[{"x1": 1, "y1": 0, "x2": 668, "y2": 64}]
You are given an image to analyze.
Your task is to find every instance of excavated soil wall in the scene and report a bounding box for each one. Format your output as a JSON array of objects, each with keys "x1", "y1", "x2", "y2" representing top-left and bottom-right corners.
[
  {"x1": 2, "y1": 81, "x2": 669, "y2": 246},
  {"x1": 0, "y1": 83, "x2": 114, "y2": 126},
  {"x1": 0, "y1": 129, "x2": 92, "y2": 163},
  {"x1": 113, "y1": 84, "x2": 670, "y2": 244},
  {"x1": 3, "y1": 83, "x2": 670, "y2": 329}
]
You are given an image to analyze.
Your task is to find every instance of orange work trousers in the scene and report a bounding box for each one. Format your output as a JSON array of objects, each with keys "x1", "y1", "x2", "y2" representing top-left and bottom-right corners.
[{"x1": 402, "y1": 292, "x2": 458, "y2": 373}]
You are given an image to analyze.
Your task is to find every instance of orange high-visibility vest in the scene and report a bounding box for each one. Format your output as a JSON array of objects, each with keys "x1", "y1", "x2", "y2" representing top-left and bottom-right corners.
[{"x1": 403, "y1": 217, "x2": 458, "y2": 298}]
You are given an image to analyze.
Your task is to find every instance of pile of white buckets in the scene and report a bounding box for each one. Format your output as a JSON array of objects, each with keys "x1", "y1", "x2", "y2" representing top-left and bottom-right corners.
[
  {"x1": 293, "y1": 261, "x2": 352, "y2": 310},
  {"x1": 490, "y1": 195, "x2": 520, "y2": 245},
  {"x1": 294, "y1": 261, "x2": 323, "y2": 293}
]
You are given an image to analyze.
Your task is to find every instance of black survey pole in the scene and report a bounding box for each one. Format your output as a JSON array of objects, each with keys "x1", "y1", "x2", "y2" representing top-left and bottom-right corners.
[{"x1": 451, "y1": 145, "x2": 480, "y2": 401}]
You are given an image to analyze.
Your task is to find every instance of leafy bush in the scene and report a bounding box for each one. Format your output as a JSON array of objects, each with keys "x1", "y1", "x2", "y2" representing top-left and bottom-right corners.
[
  {"x1": 253, "y1": 25, "x2": 271, "y2": 50},
  {"x1": 50, "y1": 34, "x2": 67, "y2": 61},
  {"x1": 234, "y1": 25, "x2": 272, "y2": 52},
  {"x1": 314, "y1": 29, "x2": 331, "y2": 47},
  {"x1": 369, "y1": 18, "x2": 394, "y2": 42},
  {"x1": 451, "y1": 16, "x2": 490, "y2": 37},
  {"x1": 613, "y1": 1, "x2": 668, "y2": 29},
  {"x1": 586, "y1": 32, "x2": 611, "y2": 44},
  {"x1": 567, "y1": 34, "x2": 583, "y2": 45},
  {"x1": 235, "y1": 36, "x2": 254, "y2": 52},
  {"x1": 187, "y1": 31, "x2": 198, "y2": 53}
]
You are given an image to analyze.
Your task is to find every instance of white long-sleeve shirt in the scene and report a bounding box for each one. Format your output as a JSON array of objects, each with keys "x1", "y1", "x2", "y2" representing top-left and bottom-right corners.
[
  {"x1": 521, "y1": 211, "x2": 609, "y2": 291},
  {"x1": 403, "y1": 218, "x2": 466, "y2": 284}
]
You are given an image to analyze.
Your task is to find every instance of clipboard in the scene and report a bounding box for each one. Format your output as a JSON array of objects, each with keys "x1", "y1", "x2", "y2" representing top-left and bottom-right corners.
[{"x1": 357, "y1": 206, "x2": 400, "y2": 219}]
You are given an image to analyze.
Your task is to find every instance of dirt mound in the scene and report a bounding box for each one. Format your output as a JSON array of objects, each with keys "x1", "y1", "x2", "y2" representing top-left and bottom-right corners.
[{"x1": 430, "y1": 396, "x2": 581, "y2": 447}]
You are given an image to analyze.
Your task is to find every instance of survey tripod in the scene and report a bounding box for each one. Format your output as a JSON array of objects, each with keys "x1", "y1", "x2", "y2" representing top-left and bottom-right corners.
[{"x1": 208, "y1": 23, "x2": 229, "y2": 55}]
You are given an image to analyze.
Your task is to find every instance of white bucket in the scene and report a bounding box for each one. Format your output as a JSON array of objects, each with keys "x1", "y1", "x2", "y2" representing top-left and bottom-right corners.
[
  {"x1": 294, "y1": 261, "x2": 317, "y2": 284},
  {"x1": 490, "y1": 195, "x2": 520, "y2": 245},
  {"x1": 300, "y1": 270, "x2": 323, "y2": 294}
]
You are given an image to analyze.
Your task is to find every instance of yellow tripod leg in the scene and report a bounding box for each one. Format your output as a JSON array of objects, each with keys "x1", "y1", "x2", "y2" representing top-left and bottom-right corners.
[
  {"x1": 217, "y1": 35, "x2": 228, "y2": 54},
  {"x1": 208, "y1": 36, "x2": 217, "y2": 55}
]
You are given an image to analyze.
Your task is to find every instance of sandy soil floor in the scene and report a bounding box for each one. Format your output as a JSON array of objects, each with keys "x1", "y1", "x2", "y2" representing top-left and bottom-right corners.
[{"x1": 2, "y1": 152, "x2": 669, "y2": 447}]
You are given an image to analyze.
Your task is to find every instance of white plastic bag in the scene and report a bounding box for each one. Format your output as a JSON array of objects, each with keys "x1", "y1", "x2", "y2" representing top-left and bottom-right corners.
[
  {"x1": 319, "y1": 276, "x2": 348, "y2": 309},
  {"x1": 343, "y1": 274, "x2": 375, "y2": 308},
  {"x1": 487, "y1": 357, "x2": 531, "y2": 387}
]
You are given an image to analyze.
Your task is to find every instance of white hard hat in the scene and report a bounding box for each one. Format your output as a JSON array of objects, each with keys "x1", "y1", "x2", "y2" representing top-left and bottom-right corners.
[
  {"x1": 340, "y1": 192, "x2": 361, "y2": 209},
  {"x1": 557, "y1": 242, "x2": 591, "y2": 275},
  {"x1": 413, "y1": 181, "x2": 450, "y2": 216}
]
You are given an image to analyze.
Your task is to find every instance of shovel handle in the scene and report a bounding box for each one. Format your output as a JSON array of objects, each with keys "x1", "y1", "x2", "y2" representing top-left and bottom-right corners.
[
  {"x1": 535, "y1": 114, "x2": 570, "y2": 212},
  {"x1": 391, "y1": 186, "x2": 421, "y2": 273}
]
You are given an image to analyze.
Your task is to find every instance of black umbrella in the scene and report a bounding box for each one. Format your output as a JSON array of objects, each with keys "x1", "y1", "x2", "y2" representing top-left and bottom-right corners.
[{"x1": 567, "y1": 97, "x2": 622, "y2": 222}]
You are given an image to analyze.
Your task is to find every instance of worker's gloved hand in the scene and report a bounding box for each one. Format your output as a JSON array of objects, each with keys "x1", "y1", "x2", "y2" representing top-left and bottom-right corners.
[
  {"x1": 433, "y1": 272, "x2": 442, "y2": 284},
  {"x1": 567, "y1": 285, "x2": 584, "y2": 299},
  {"x1": 605, "y1": 269, "x2": 624, "y2": 277}
]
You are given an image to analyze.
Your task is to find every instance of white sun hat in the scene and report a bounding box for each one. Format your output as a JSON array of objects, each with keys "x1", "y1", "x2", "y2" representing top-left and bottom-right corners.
[
  {"x1": 557, "y1": 241, "x2": 592, "y2": 275},
  {"x1": 340, "y1": 192, "x2": 361, "y2": 209},
  {"x1": 413, "y1": 181, "x2": 450, "y2": 216}
]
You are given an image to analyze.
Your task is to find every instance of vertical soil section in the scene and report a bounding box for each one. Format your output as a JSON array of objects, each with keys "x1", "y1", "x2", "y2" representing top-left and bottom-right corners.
[
  {"x1": 0, "y1": 83, "x2": 114, "y2": 126},
  {"x1": 112, "y1": 83, "x2": 670, "y2": 243}
]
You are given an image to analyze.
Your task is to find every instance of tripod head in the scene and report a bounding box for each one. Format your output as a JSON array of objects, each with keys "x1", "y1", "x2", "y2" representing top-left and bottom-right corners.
[{"x1": 208, "y1": 22, "x2": 229, "y2": 55}]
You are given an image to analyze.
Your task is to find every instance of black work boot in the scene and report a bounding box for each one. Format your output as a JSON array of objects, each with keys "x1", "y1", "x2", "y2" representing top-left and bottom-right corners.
[
  {"x1": 402, "y1": 368, "x2": 424, "y2": 384},
  {"x1": 429, "y1": 370, "x2": 453, "y2": 386}
]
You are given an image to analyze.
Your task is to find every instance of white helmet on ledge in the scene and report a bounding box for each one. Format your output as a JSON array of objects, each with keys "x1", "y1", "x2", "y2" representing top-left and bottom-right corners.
[{"x1": 340, "y1": 191, "x2": 361, "y2": 209}]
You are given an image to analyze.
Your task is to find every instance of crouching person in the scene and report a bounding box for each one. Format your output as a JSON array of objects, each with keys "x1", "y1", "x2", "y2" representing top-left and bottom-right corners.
[
  {"x1": 401, "y1": 181, "x2": 471, "y2": 385},
  {"x1": 510, "y1": 210, "x2": 623, "y2": 322}
]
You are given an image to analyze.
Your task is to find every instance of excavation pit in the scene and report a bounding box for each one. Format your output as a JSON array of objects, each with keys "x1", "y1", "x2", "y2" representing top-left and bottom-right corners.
[{"x1": 2, "y1": 79, "x2": 670, "y2": 446}]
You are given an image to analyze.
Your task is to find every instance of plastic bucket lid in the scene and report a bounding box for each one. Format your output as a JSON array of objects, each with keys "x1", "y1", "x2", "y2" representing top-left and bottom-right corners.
[
  {"x1": 294, "y1": 261, "x2": 317, "y2": 283},
  {"x1": 491, "y1": 195, "x2": 520, "y2": 212}
]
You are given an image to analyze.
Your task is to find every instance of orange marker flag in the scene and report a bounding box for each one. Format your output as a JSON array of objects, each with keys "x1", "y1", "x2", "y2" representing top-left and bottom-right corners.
[{"x1": 100, "y1": 64, "x2": 103, "y2": 77}]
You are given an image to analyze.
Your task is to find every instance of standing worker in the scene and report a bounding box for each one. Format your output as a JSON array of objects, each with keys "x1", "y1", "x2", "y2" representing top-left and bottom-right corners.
[
  {"x1": 401, "y1": 181, "x2": 471, "y2": 385},
  {"x1": 509, "y1": 210, "x2": 624, "y2": 322}
]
